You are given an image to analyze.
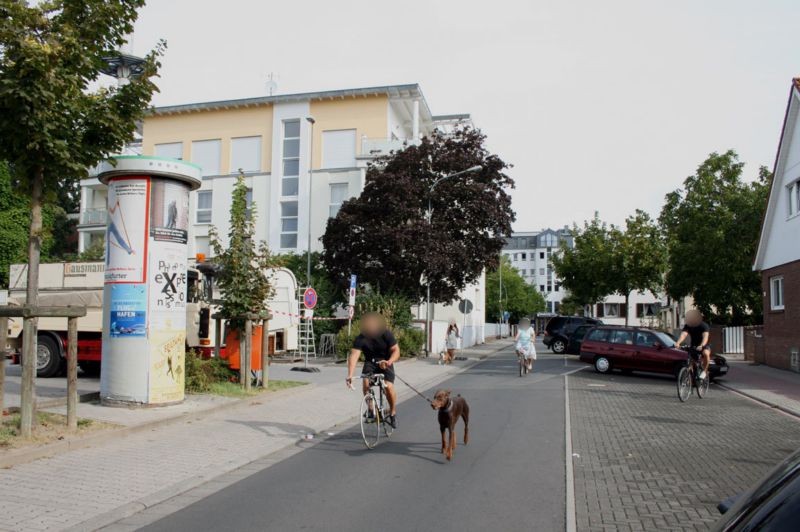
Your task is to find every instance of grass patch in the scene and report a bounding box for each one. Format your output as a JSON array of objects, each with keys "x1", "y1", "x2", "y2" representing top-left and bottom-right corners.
[
  {"x1": 0, "y1": 411, "x2": 111, "y2": 449},
  {"x1": 203, "y1": 380, "x2": 306, "y2": 398}
]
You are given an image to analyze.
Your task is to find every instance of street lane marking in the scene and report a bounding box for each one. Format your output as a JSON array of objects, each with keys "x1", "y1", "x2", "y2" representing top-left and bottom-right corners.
[{"x1": 565, "y1": 374, "x2": 577, "y2": 532}]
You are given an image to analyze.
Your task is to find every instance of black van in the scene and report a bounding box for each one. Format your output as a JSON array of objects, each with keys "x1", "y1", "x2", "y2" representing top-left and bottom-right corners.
[{"x1": 543, "y1": 316, "x2": 602, "y2": 354}]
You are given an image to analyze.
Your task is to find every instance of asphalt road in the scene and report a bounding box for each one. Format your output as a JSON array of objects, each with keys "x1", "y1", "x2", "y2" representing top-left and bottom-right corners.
[{"x1": 142, "y1": 346, "x2": 580, "y2": 532}]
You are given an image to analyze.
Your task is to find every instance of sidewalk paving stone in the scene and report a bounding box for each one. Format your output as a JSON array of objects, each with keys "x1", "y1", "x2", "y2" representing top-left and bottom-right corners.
[{"x1": 719, "y1": 360, "x2": 800, "y2": 416}]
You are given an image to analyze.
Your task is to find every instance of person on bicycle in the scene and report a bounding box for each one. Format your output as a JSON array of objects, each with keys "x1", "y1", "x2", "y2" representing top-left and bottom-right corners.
[
  {"x1": 676, "y1": 309, "x2": 711, "y2": 380},
  {"x1": 346, "y1": 312, "x2": 400, "y2": 428},
  {"x1": 515, "y1": 317, "x2": 536, "y2": 372}
]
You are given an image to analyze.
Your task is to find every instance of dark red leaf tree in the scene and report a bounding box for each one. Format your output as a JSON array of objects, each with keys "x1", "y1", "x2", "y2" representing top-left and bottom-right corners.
[{"x1": 322, "y1": 127, "x2": 515, "y2": 304}]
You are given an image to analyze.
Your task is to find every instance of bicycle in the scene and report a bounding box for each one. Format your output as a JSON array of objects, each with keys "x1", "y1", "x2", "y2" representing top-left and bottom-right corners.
[
  {"x1": 516, "y1": 348, "x2": 530, "y2": 377},
  {"x1": 677, "y1": 346, "x2": 710, "y2": 402},
  {"x1": 358, "y1": 373, "x2": 394, "y2": 449}
]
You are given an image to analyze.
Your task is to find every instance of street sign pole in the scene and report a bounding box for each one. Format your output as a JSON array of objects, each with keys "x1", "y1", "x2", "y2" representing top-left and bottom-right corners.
[{"x1": 348, "y1": 274, "x2": 356, "y2": 336}]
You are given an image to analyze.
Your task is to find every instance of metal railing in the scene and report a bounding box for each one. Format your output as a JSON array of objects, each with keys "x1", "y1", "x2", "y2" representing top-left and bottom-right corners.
[
  {"x1": 79, "y1": 208, "x2": 107, "y2": 226},
  {"x1": 360, "y1": 137, "x2": 418, "y2": 157}
]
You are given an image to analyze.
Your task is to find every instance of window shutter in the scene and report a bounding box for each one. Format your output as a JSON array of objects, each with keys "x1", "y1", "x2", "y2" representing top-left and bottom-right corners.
[
  {"x1": 620, "y1": 303, "x2": 628, "y2": 318},
  {"x1": 596, "y1": 304, "x2": 604, "y2": 317}
]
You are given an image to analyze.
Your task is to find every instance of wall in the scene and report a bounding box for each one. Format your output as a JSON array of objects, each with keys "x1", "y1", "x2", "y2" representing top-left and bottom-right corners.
[
  {"x1": 309, "y1": 95, "x2": 388, "y2": 169},
  {"x1": 761, "y1": 260, "x2": 800, "y2": 371},
  {"x1": 595, "y1": 290, "x2": 662, "y2": 327}
]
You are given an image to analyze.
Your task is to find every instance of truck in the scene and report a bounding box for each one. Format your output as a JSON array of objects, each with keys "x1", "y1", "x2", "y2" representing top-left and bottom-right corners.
[{"x1": 5, "y1": 261, "x2": 299, "y2": 377}]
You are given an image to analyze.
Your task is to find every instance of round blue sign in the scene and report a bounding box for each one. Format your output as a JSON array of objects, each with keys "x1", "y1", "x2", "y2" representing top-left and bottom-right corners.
[{"x1": 303, "y1": 287, "x2": 318, "y2": 309}]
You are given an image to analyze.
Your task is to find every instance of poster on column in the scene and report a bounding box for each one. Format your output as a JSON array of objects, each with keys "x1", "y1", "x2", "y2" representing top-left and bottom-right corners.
[
  {"x1": 105, "y1": 178, "x2": 149, "y2": 283},
  {"x1": 109, "y1": 284, "x2": 147, "y2": 337},
  {"x1": 149, "y1": 178, "x2": 189, "y2": 244}
]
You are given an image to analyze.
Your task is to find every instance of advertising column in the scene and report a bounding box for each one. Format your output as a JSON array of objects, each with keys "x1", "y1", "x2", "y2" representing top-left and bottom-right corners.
[{"x1": 99, "y1": 156, "x2": 201, "y2": 406}]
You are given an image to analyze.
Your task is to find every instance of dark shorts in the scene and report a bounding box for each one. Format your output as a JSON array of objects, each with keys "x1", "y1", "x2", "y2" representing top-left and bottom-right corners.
[{"x1": 362, "y1": 360, "x2": 395, "y2": 384}]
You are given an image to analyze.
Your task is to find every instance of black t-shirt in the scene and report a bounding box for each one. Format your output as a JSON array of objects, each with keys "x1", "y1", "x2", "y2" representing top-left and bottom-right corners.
[
  {"x1": 682, "y1": 322, "x2": 710, "y2": 347},
  {"x1": 353, "y1": 330, "x2": 397, "y2": 362}
]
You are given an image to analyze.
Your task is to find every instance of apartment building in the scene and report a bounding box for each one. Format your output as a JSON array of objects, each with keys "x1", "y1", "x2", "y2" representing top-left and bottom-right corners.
[
  {"x1": 503, "y1": 229, "x2": 573, "y2": 314},
  {"x1": 77, "y1": 83, "x2": 471, "y2": 257}
]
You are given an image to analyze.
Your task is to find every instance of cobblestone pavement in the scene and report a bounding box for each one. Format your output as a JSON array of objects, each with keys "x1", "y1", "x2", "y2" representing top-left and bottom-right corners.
[{"x1": 569, "y1": 369, "x2": 800, "y2": 531}]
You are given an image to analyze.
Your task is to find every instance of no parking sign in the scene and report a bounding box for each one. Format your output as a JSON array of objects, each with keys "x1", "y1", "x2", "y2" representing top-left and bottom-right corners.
[{"x1": 303, "y1": 287, "x2": 318, "y2": 310}]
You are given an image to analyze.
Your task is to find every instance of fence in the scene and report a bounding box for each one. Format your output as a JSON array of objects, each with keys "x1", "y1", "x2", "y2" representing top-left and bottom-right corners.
[
  {"x1": 723, "y1": 326, "x2": 745, "y2": 354},
  {"x1": 484, "y1": 322, "x2": 510, "y2": 340}
]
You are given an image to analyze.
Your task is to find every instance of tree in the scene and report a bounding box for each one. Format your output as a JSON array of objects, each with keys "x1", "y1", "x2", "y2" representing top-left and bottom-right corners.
[
  {"x1": 486, "y1": 257, "x2": 546, "y2": 323},
  {"x1": 0, "y1": 1, "x2": 164, "y2": 434},
  {"x1": 607, "y1": 210, "x2": 666, "y2": 325},
  {"x1": 659, "y1": 151, "x2": 770, "y2": 324},
  {"x1": 0, "y1": 161, "x2": 29, "y2": 287},
  {"x1": 209, "y1": 173, "x2": 274, "y2": 330},
  {"x1": 551, "y1": 215, "x2": 616, "y2": 315},
  {"x1": 322, "y1": 127, "x2": 515, "y2": 304}
]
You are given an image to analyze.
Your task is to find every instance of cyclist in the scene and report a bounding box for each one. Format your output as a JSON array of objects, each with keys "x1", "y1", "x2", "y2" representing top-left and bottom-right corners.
[
  {"x1": 676, "y1": 309, "x2": 711, "y2": 380},
  {"x1": 515, "y1": 317, "x2": 536, "y2": 372},
  {"x1": 346, "y1": 312, "x2": 400, "y2": 428}
]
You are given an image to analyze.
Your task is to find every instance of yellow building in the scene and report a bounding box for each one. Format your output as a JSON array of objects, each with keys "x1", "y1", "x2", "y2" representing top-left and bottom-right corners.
[{"x1": 77, "y1": 84, "x2": 471, "y2": 257}]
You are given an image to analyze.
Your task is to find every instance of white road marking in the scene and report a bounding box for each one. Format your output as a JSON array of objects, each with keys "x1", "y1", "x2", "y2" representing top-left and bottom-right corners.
[{"x1": 565, "y1": 374, "x2": 577, "y2": 532}]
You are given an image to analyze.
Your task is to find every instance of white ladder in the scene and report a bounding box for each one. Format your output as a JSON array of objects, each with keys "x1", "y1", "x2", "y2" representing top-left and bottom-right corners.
[{"x1": 297, "y1": 287, "x2": 317, "y2": 360}]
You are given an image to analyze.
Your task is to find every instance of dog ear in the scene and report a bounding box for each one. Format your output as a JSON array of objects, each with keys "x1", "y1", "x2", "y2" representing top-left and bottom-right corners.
[{"x1": 445, "y1": 389, "x2": 451, "y2": 396}]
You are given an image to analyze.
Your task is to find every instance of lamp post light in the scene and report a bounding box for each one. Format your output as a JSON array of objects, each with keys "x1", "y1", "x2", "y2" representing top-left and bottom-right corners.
[
  {"x1": 305, "y1": 116, "x2": 315, "y2": 288},
  {"x1": 424, "y1": 165, "x2": 482, "y2": 356}
]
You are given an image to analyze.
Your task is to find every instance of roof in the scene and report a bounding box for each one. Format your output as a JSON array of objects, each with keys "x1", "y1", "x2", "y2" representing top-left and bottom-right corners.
[
  {"x1": 149, "y1": 83, "x2": 432, "y2": 117},
  {"x1": 754, "y1": 78, "x2": 800, "y2": 270}
]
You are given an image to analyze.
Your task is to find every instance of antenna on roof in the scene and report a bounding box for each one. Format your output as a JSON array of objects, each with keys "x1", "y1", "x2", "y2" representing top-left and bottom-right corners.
[{"x1": 266, "y1": 72, "x2": 278, "y2": 96}]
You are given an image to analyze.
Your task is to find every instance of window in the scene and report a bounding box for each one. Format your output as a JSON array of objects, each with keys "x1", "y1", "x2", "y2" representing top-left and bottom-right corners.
[
  {"x1": 196, "y1": 190, "x2": 212, "y2": 223},
  {"x1": 329, "y1": 183, "x2": 348, "y2": 218},
  {"x1": 636, "y1": 303, "x2": 659, "y2": 318},
  {"x1": 771, "y1": 276, "x2": 785, "y2": 310},
  {"x1": 555, "y1": 284, "x2": 560, "y2": 292},
  {"x1": 634, "y1": 331, "x2": 656, "y2": 346},
  {"x1": 790, "y1": 180, "x2": 800, "y2": 217},
  {"x1": 547, "y1": 284, "x2": 552, "y2": 292},
  {"x1": 245, "y1": 188, "x2": 253, "y2": 220},
  {"x1": 540, "y1": 252, "x2": 545, "y2": 259},
  {"x1": 611, "y1": 330, "x2": 634, "y2": 345},
  {"x1": 604, "y1": 303, "x2": 620, "y2": 317},
  {"x1": 520, "y1": 269, "x2": 526, "y2": 276},
  {"x1": 513, "y1": 253, "x2": 518, "y2": 261},
  {"x1": 191, "y1": 139, "x2": 221, "y2": 176},
  {"x1": 539, "y1": 233, "x2": 557, "y2": 247},
  {"x1": 540, "y1": 285, "x2": 545, "y2": 292},
  {"x1": 155, "y1": 142, "x2": 183, "y2": 160},
  {"x1": 230, "y1": 136, "x2": 262, "y2": 173},
  {"x1": 194, "y1": 236, "x2": 210, "y2": 257},
  {"x1": 587, "y1": 328, "x2": 611, "y2": 342},
  {"x1": 282, "y1": 120, "x2": 301, "y2": 197},
  {"x1": 521, "y1": 253, "x2": 527, "y2": 260},
  {"x1": 280, "y1": 201, "x2": 298, "y2": 248},
  {"x1": 322, "y1": 129, "x2": 356, "y2": 168},
  {"x1": 539, "y1": 268, "x2": 545, "y2": 275}
]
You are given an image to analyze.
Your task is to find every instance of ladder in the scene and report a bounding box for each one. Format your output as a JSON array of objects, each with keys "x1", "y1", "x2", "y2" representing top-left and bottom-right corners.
[{"x1": 297, "y1": 287, "x2": 317, "y2": 360}]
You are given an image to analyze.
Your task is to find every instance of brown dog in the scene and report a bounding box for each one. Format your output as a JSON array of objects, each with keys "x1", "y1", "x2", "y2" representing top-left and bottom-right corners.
[{"x1": 430, "y1": 389, "x2": 469, "y2": 461}]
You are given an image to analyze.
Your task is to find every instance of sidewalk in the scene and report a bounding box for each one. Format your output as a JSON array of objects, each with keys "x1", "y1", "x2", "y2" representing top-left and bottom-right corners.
[
  {"x1": 0, "y1": 341, "x2": 508, "y2": 532},
  {"x1": 719, "y1": 357, "x2": 800, "y2": 417}
]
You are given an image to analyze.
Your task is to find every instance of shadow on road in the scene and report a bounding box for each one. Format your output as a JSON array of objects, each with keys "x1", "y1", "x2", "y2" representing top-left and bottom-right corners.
[{"x1": 300, "y1": 428, "x2": 447, "y2": 465}]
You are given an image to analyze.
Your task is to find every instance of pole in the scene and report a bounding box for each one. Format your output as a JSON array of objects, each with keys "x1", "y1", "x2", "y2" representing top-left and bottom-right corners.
[
  {"x1": 306, "y1": 118, "x2": 315, "y2": 289},
  {"x1": 498, "y1": 251, "x2": 503, "y2": 338},
  {"x1": 238, "y1": 328, "x2": 246, "y2": 388},
  {"x1": 0, "y1": 316, "x2": 6, "y2": 416},
  {"x1": 425, "y1": 196, "x2": 432, "y2": 357},
  {"x1": 244, "y1": 319, "x2": 252, "y2": 391},
  {"x1": 260, "y1": 317, "x2": 269, "y2": 389},
  {"x1": 461, "y1": 299, "x2": 467, "y2": 358},
  {"x1": 20, "y1": 316, "x2": 35, "y2": 437},
  {"x1": 67, "y1": 317, "x2": 78, "y2": 432}
]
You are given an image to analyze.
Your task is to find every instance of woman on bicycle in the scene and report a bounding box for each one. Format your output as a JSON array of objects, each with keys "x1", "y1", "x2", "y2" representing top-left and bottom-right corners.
[
  {"x1": 445, "y1": 320, "x2": 460, "y2": 364},
  {"x1": 515, "y1": 318, "x2": 536, "y2": 372}
]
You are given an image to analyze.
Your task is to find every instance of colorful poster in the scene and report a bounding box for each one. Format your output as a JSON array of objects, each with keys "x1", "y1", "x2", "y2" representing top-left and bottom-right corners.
[
  {"x1": 149, "y1": 178, "x2": 189, "y2": 244},
  {"x1": 109, "y1": 284, "x2": 147, "y2": 337},
  {"x1": 105, "y1": 178, "x2": 149, "y2": 283},
  {"x1": 148, "y1": 329, "x2": 185, "y2": 403}
]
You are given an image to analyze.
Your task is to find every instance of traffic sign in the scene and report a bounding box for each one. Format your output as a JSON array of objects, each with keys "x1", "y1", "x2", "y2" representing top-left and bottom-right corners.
[
  {"x1": 348, "y1": 305, "x2": 355, "y2": 319},
  {"x1": 303, "y1": 287, "x2": 318, "y2": 309},
  {"x1": 458, "y1": 299, "x2": 473, "y2": 314},
  {"x1": 348, "y1": 274, "x2": 357, "y2": 306}
]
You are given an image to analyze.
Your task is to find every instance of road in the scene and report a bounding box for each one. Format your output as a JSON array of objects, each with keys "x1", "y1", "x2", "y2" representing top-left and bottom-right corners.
[{"x1": 141, "y1": 345, "x2": 578, "y2": 532}]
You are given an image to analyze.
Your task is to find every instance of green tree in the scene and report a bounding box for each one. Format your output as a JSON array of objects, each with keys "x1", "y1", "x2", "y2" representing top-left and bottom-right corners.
[
  {"x1": 551, "y1": 215, "x2": 616, "y2": 315},
  {"x1": 659, "y1": 151, "x2": 769, "y2": 324},
  {"x1": 322, "y1": 127, "x2": 515, "y2": 304},
  {"x1": 0, "y1": 161, "x2": 29, "y2": 287},
  {"x1": 486, "y1": 257, "x2": 546, "y2": 323},
  {"x1": 608, "y1": 210, "x2": 666, "y2": 325},
  {"x1": 209, "y1": 173, "x2": 275, "y2": 330},
  {"x1": 0, "y1": 1, "x2": 164, "y2": 433}
]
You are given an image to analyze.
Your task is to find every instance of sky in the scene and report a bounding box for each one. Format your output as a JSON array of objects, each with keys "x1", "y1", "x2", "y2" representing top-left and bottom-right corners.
[{"x1": 131, "y1": 0, "x2": 800, "y2": 231}]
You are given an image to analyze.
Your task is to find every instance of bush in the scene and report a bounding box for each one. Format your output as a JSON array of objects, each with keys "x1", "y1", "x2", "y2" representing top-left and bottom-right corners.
[
  {"x1": 396, "y1": 327, "x2": 425, "y2": 357},
  {"x1": 185, "y1": 349, "x2": 235, "y2": 393},
  {"x1": 355, "y1": 291, "x2": 413, "y2": 329},
  {"x1": 335, "y1": 320, "x2": 360, "y2": 360}
]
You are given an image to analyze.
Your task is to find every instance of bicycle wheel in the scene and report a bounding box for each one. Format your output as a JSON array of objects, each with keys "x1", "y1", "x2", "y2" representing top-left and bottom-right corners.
[
  {"x1": 519, "y1": 357, "x2": 523, "y2": 377},
  {"x1": 379, "y1": 390, "x2": 394, "y2": 438},
  {"x1": 677, "y1": 367, "x2": 692, "y2": 402},
  {"x1": 360, "y1": 393, "x2": 381, "y2": 449},
  {"x1": 696, "y1": 374, "x2": 710, "y2": 398}
]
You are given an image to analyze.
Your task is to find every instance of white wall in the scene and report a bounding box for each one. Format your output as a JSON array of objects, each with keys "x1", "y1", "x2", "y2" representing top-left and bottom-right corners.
[{"x1": 596, "y1": 290, "x2": 662, "y2": 326}]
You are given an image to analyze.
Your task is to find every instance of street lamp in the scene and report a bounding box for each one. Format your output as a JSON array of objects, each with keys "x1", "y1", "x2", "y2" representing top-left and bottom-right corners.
[
  {"x1": 305, "y1": 116, "x2": 315, "y2": 288},
  {"x1": 424, "y1": 165, "x2": 482, "y2": 356}
]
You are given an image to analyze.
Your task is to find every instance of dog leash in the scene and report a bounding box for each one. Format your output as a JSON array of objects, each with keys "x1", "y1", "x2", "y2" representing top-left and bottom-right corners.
[{"x1": 393, "y1": 372, "x2": 432, "y2": 404}]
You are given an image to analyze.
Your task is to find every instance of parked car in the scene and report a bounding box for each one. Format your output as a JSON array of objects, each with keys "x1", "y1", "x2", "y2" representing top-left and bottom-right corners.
[
  {"x1": 578, "y1": 325, "x2": 729, "y2": 379},
  {"x1": 564, "y1": 324, "x2": 593, "y2": 355},
  {"x1": 711, "y1": 447, "x2": 800, "y2": 531},
  {"x1": 543, "y1": 316, "x2": 602, "y2": 354}
]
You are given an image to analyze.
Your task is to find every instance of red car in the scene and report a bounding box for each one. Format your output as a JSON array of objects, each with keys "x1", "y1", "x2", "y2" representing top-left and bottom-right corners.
[{"x1": 579, "y1": 326, "x2": 729, "y2": 379}]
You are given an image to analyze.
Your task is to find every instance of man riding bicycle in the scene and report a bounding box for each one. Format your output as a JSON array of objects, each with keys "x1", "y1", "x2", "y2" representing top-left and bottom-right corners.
[
  {"x1": 346, "y1": 312, "x2": 400, "y2": 428},
  {"x1": 676, "y1": 309, "x2": 711, "y2": 380}
]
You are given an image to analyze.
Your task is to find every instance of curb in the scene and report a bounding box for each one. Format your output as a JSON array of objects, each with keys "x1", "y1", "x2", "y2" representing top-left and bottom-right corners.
[
  {"x1": 0, "y1": 383, "x2": 315, "y2": 469},
  {"x1": 72, "y1": 344, "x2": 508, "y2": 531},
  {"x1": 717, "y1": 383, "x2": 800, "y2": 419}
]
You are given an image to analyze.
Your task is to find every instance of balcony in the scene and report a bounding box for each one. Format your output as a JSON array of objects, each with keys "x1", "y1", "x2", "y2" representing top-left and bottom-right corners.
[
  {"x1": 79, "y1": 208, "x2": 107, "y2": 226},
  {"x1": 359, "y1": 137, "x2": 419, "y2": 158}
]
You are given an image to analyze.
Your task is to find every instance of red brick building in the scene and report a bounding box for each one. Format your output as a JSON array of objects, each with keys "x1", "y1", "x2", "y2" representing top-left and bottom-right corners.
[{"x1": 754, "y1": 78, "x2": 800, "y2": 371}]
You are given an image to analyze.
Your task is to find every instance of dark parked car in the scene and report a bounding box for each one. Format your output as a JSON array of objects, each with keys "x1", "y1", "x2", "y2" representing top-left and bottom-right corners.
[
  {"x1": 578, "y1": 325, "x2": 729, "y2": 379},
  {"x1": 711, "y1": 447, "x2": 800, "y2": 531},
  {"x1": 564, "y1": 324, "x2": 593, "y2": 355},
  {"x1": 543, "y1": 316, "x2": 602, "y2": 354}
]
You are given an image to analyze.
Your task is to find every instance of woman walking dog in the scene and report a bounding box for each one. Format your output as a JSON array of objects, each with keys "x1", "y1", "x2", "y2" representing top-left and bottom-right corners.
[
  {"x1": 444, "y1": 320, "x2": 460, "y2": 364},
  {"x1": 515, "y1": 318, "x2": 536, "y2": 372}
]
